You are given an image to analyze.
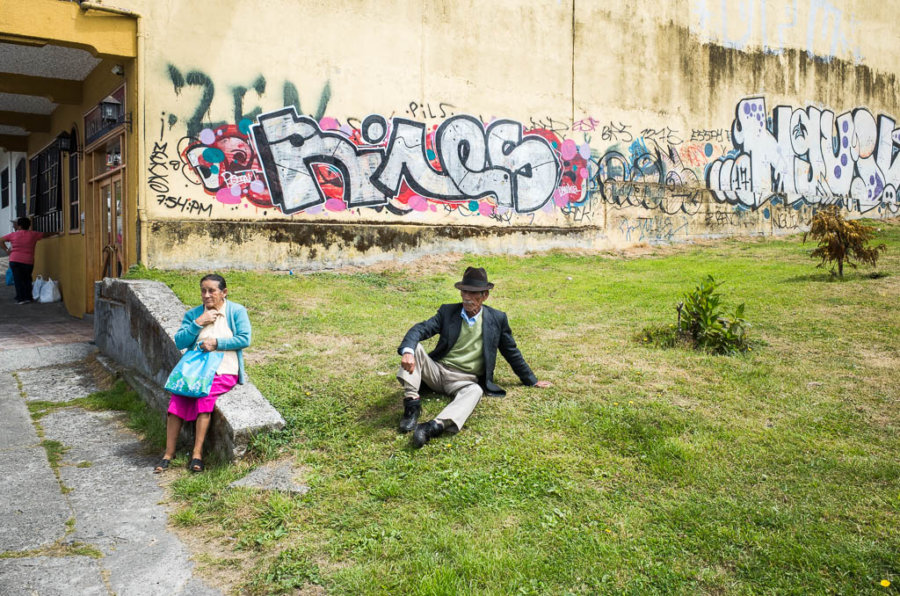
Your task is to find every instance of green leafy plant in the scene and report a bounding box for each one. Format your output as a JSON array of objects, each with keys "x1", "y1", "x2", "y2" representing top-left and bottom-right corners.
[
  {"x1": 803, "y1": 206, "x2": 886, "y2": 277},
  {"x1": 679, "y1": 275, "x2": 750, "y2": 354},
  {"x1": 638, "y1": 275, "x2": 751, "y2": 355}
]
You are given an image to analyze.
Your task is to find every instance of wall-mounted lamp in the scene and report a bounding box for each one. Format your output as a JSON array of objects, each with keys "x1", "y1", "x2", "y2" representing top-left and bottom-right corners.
[
  {"x1": 99, "y1": 95, "x2": 122, "y2": 124},
  {"x1": 111, "y1": 64, "x2": 125, "y2": 76},
  {"x1": 56, "y1": 131, "x2": 73, "y2": 152}
]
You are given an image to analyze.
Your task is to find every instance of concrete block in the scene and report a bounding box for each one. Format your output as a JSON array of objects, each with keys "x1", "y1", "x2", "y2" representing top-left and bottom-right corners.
[
  {"x1": 215, "y1": 382, "x2": 286, "y2": 459},
  {"x1": 230, "y1": 460, "x2": 310, "y2": 494}
]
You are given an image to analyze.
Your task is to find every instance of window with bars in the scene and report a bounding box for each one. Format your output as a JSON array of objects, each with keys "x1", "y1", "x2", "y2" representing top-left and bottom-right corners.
[
  {"x1": 1, "y1": 168, "x2": 8, "y2": 209},
  {"x1": 29, "y1": 142, "x2": 62, "y2": 233},
  {"x1": 69, "y1": 128, "x2": 80, "y2": 232}
]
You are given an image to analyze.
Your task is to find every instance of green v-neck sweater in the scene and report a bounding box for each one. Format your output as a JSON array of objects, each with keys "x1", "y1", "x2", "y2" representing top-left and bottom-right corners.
[{"x1": 439, "y1": 315, "x2": 485, "y2": 375}]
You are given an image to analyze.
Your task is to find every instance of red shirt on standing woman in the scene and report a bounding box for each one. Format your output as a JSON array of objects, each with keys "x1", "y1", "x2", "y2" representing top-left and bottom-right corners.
[{"x1": 2, "y1": 217, "x2": 45, "y2": 304}]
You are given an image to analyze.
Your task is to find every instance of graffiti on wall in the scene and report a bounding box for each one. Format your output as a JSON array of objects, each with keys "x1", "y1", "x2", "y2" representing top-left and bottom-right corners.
[
  {"x1": 166, "y1": 118, "x2": 589, "y2": 218},
  {"x1": 618, "y1": 215, "x2": 690, "y2": 244},
  {"x1": 707, "y1": 97, "x2": 900, "y2": 214},
  {"x1": 179, "y1": 121, "x2": 273, "y2": 209},
  {"x1": 690, "y1": 0, "x2": 863, "y2": 63},
  {"x1": 155, "y1": 65, "x2": 898, "y2": 225},
  {"x1": 250, "y1": 109, "x2": 583, "y2": 215}
]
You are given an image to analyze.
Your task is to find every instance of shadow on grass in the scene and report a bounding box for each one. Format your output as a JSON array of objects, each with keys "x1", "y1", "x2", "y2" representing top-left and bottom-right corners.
[
  {"x1": 783, "y1": 270, "x2": 890, "y2": 283},
  {"x1": 781, "y1": 272, "x2": 837, "y2": 283},
  {"x1": 356, "y1": 389, "x2": 404, "y2": 434},
  {"x1": 355, "y1": 382, "x2": 455, "y2": 434}
]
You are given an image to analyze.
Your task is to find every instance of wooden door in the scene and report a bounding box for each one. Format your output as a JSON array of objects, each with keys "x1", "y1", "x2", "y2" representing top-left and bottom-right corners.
[{"x1": 99, "y1": 174, "x2": 124, "y2": 278}]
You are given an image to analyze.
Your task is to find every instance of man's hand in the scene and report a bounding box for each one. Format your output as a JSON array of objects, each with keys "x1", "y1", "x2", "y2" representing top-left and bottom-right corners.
[
  {"x1": 198, "y1": 338, "x2": 218, "y2": 352},
  {"x1": 533, "y1": 380, "x2": 552, "y2": 388},
  {"x1": 195, "y1": 309, "x2": 219, "y2": 326},
  {"x1": 401, "y1": 352, "x2": 416, "y2": 373}
]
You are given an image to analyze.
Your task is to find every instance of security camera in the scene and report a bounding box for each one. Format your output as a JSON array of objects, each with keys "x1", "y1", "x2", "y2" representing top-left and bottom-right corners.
[{"x1": 111, "y1": 64, "x2": 125, "y2": 76}]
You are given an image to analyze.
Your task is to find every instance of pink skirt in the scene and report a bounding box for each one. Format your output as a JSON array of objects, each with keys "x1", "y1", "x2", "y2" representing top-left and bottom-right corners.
[{"x1": 167, "y1": 374, "x2": 238, "y2": 421}]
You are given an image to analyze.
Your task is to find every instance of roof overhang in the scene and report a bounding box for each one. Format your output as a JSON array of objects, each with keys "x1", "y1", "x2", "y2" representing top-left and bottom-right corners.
[
  {"x1": 0, "y1": 0, "x2": 137, "y2": 151},
  {"x1": 0, "y1": 0, "x2": 137, "y2": 59}
]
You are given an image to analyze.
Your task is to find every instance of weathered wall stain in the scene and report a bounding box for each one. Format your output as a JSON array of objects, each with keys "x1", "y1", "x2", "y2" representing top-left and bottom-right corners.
[
  {"x1": 690, "y1": 0, "x2": 864, "y2": 63},
  {"x1": 147, "y1": 219, "x2": 605, "y2": 270}
]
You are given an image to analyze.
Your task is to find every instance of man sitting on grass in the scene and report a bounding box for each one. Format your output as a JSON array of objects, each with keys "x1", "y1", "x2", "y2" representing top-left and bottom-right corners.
[{"x1": 396, "y1": 267, "x2": 551, "y2": 448}]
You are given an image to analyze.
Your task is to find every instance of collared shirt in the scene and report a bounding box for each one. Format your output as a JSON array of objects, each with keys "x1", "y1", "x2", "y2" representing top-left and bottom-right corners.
[{"x1": 461, "y1": 306, "x2": 482, "y2": 327}]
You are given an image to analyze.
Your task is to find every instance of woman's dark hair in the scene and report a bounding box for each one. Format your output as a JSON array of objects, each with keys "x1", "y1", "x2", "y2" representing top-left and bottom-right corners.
[
  {"x1": 16, "y1": 217, "x2": 31, "y2": 230},
  {"x1": 200, "y1": 273, "x2": 226, "y2": 290}
]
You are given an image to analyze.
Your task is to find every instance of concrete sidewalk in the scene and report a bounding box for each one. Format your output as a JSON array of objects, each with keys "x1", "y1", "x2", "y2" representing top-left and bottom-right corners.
[{"x1": 0, "y1": 259, "x2": 221, "y2": 595}]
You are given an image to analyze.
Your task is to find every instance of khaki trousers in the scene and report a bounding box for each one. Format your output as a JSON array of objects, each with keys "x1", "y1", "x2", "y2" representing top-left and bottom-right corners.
[{"x1": 397, "y1": 343, "x2": 483, "y2": 430}]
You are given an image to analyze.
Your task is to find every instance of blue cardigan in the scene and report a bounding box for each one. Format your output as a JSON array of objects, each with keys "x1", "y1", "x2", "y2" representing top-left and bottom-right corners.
[{"x1": 174, "y1": 300, "x2": 252, "y2": 384}]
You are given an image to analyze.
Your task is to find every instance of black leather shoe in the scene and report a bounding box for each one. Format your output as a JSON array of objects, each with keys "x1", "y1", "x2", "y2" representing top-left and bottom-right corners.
[
  {"x1": 399, "y1": 398, "x2": 421, "y2": 433},
  {"x1": 412, "y1": 419, "x2": 444, "y2": 448}
]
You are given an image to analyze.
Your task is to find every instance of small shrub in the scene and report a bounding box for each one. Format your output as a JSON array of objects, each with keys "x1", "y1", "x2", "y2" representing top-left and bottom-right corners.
[
  {"x1": 803, "y1": 206, "x2": 886, "y2": 278},
  {"x1": 639, "y1": 276, "x2": 751, "y2": 355},
  {"x1": 680, "y1": 275, "x2": 750, "y2": 355}
]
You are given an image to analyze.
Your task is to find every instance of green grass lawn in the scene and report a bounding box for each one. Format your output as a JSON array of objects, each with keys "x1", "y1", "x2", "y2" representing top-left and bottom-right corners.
[{"x1": 132, "y1": 220, "x2": 899, "y2": 595}]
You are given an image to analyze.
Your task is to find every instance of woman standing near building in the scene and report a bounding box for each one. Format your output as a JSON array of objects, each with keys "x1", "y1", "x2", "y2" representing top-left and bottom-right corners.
[{"x1": 0, "y1": 217, "x2": 45, "y2": 304}]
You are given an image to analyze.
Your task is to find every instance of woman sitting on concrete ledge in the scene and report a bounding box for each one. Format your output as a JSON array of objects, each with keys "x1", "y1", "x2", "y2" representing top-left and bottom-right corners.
[{"x1": 154, "y1": 273, "x2": 251, "y2": 473}]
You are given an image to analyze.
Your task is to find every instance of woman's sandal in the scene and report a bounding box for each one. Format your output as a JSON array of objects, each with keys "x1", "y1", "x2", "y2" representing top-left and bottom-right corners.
[
  {"x1": 153, "y1": 458, "x2": 171, "y2": 474},
  {"x1": 189, "y1": 458, "x2": 204, "y2": 473}
]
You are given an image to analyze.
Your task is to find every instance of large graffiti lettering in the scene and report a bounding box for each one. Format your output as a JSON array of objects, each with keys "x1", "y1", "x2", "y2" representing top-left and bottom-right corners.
[
  {"x1": 707, "y1": 97, "x2": 900, "y2": 214},
  {"x1": 166, "y1": 64, "x2": 331, "y2": 138},
  {"x1": 251, "y1": 109, "x2": 385, "y2": 213},
  {"x1": 167, "y1": 111, "x2": 587, "y2": 218},
  {"x1": 250, "y1": 110, "x2": 566, "y2": 214}
]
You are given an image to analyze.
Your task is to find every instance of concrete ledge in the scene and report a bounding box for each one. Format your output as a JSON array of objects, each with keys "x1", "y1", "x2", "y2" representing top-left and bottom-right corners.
[{"x1": 94, "y1": 279, "x2": 284, "y2": 460}]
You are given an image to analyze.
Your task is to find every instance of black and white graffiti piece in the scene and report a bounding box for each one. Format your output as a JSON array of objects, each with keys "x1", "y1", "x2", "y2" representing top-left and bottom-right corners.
[{"x1": 250, "y1": 108, "x2": 562, "y2": 215}]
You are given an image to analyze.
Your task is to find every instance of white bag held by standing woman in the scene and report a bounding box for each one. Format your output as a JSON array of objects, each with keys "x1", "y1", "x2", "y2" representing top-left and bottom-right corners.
[
  {"x1": 31, "y1": 275, "x2": 45, "y2": 301},
  {"x1": 39, "y1": 278, "x2": 61, "y2": 303}
]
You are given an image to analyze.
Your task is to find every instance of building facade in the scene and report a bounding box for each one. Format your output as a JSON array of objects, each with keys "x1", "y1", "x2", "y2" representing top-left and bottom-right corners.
[{"x1": 2, "y1": 0, "x2": 898, "y2": 317}]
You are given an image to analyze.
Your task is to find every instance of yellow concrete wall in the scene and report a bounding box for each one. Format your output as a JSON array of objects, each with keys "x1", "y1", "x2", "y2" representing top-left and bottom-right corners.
[{"x1": 119, "y1": 0, "x2": 899, "y2": 269}]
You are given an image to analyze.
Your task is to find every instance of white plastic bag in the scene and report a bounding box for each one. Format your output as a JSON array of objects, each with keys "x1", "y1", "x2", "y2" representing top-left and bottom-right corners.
[
  {"x1": 39, "y1": 277, "x2": 61, "y2": 303},
  {"x1": 31, "y1": 275, "x2": 45, "y2": 301}
]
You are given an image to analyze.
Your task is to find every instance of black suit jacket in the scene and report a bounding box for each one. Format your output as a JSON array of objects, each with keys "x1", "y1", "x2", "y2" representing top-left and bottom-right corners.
[{"x1": 398, "y1": 303, "x2": 538, "y2": 396}]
